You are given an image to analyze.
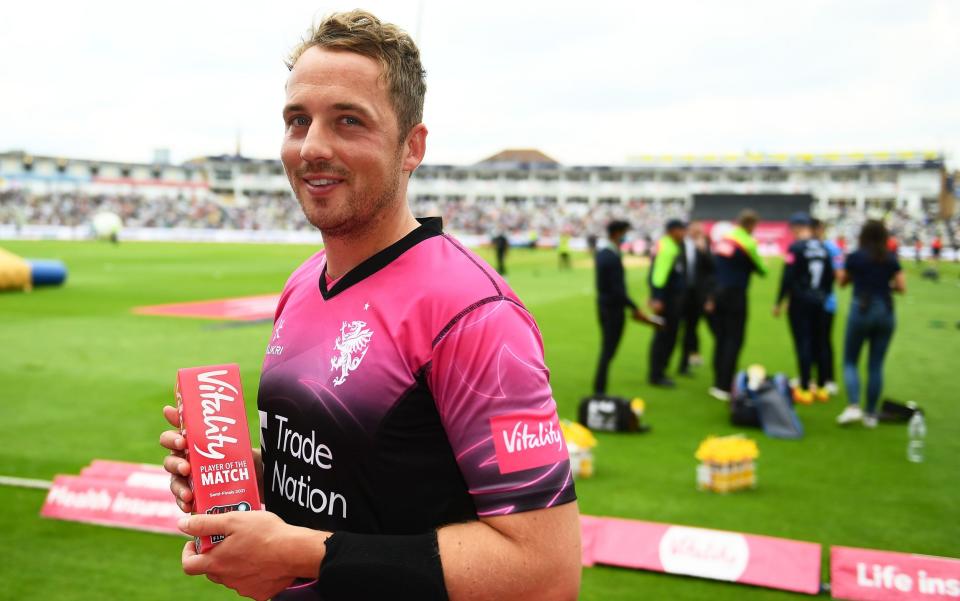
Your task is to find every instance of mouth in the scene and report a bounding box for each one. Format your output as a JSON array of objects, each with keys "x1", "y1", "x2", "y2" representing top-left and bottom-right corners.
[{"x1": 301, "y1": 175, "x2": 346, "y2": 196}]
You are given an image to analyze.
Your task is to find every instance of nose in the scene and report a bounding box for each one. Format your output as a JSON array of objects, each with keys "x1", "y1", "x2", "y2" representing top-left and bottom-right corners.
[{"x1": 300, "y1": 121, "x2": 334, "y2": 163}]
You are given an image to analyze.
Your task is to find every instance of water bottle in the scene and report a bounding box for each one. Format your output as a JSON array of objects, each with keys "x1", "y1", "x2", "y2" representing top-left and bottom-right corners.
[{"x1": 907, "y1": 411, "x2": 926, "y2": 463}]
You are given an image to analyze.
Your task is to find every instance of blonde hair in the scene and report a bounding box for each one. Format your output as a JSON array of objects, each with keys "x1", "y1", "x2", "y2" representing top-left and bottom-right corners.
[{"x1": 287, "y1": 10, "x2": 426, "y2": 140}]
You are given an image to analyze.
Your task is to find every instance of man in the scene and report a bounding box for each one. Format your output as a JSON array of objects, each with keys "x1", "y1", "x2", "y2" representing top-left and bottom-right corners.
[
  {"x1": 557, "y1": 229, "x2": 572, "y2": 270},
  {"x1": 707, "y1": 210, "x2": 767, "y2": 401},
  {"x1": 813, "y1": 218, "x2": 843, "y2": 394},
  {"x1": 594, "y1": 220, "x2": 657, "y2": 394},
  {"x1": 491, "y1": 229, "x2": 509, "y2": 275},
  {"x1": 677, "y1": 221, "x2": 713, "y2": 375},
  {"x1": 159, "y1": 11, "x2": 580, "y2": 601},
  {"x1": 647, "y1": 219, "x2": 688, "y2": 387},
  {"x1": 773, "y1": 213, "x2": 834, "y2": 404}
]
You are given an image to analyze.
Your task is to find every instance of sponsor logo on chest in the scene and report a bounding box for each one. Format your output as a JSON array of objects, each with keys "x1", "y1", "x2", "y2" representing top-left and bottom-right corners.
[{"x1": 265, "y1": 318, "x2": 285, "y2": 356}]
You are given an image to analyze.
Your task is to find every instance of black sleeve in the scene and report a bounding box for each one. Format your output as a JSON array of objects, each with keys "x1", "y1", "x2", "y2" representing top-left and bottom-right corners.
[{"x1": 615, "y1": 258, "x2": 637, "y2": 310}]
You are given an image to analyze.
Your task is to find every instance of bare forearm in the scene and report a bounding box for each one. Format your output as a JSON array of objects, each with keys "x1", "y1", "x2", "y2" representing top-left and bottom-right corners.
[{"x1": 437, "y1": 505, "x2": 581, "y2": 601}]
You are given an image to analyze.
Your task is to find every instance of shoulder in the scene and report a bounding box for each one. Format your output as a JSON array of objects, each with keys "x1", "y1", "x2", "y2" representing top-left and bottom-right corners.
[
  {"x1": 596, "y1": 247, "x2": 617, "y2": 264},
  {"x1": 402, "y1": 232, "x2": 527, "y2": 318},
  {"x1": 282, "y1": 249, "x2": 325, "y2": 292},
  {"x1": 273, "y1": 249, "x2": 325, "y2": 319}
]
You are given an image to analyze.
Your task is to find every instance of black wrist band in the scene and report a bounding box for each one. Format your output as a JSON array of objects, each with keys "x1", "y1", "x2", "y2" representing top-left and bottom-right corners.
[{"x1": 316, "y1": 530, "x2": 448, "y2": 601}]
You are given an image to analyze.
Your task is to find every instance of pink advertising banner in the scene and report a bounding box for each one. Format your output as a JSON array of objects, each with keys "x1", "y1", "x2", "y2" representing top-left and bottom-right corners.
[
  {"x1": 584, "y1": 516, "x2": 822, "y2": 595},
  {"x1": 831, "y1": 546, "x2": 960, "y2": 600},
  {"x1": 40, "y1": 473, "x2": 182, "y2": 535}
]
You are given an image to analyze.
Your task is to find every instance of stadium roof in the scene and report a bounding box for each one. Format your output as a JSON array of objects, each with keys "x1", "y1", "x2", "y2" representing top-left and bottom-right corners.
[
  {"x1": 626, "y1": 150, "x2": 944, "y2": 168},
  {"x1": 477, "y1": 148, "x2": 560, "y2": 167}
]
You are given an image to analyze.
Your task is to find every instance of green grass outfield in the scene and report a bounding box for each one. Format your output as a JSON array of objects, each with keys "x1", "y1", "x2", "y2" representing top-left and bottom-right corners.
[{"x1": 1, "y1": 239, "x2": 958, "y2": 600}]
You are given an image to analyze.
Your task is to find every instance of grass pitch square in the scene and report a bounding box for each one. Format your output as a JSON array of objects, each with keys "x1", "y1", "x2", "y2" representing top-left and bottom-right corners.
[{"x1": 1, "y1": 240, "x2": 958, "y2": 600}]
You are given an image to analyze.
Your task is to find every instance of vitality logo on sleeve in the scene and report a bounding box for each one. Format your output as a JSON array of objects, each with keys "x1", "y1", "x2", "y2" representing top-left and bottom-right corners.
[{"x1": 490, "y1": 409, "x2": 568, "y2": 474}]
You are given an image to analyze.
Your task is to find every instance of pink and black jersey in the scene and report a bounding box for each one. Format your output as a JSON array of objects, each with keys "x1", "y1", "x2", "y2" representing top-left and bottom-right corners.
[{"x1": 257, "y1": 217, "x2": 575, "y2": 538}]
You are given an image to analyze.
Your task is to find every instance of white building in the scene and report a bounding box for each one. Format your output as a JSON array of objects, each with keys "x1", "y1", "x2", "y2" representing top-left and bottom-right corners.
[{"x1": 0, "y1": 147, "x2": 947, "y2": 218}]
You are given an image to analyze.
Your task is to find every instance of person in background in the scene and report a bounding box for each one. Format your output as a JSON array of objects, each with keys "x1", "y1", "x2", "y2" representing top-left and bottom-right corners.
[
  {"x1": 931, "y1": 235, "x2": 942, "y2": 262},
  {"x1": 886, "y1": 232, "x2": 899, "y2": 255},
  {"x1": 836, "y1": 220, "x2": 906, "y2": 428},
  {"x1": 594, "y1": 220, "x2": 657, "y2": 394},
  {"x1": 647, "y1": 219, "x2": 688, "y2": 387},
  {"x1": 558, "y1": 229, "x2": 572, "y2": 270},
  {"x1": 491, "y1": 230, "x2": 509, "y2": 275},
  {"x1": 706, "y1": 209, "x2": 767, "y2": 401},
  {"x1": 812, "y1": 218, "x2": 843, "y2": 394},
  {"x1": 773, "y1": 213, "x2": 833, "y2": 404},
  {"x1": 678, "y1": 221, "x2": 713, "y2": 375},
  {"x1": 586, "y1": 232, "x2": 598, "y2": 255},
  {"x1": 527, "y1": 228, "x2": 539, "y2": 249}
]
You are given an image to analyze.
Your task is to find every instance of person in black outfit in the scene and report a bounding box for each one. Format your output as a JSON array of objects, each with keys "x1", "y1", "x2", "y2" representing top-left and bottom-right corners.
[
  {"x1": 678, "y1": 221, "x2": 714, "y2": 375},
  {"x1": 647, "y1": 219, "x2": 688, "y2": 387},
  {"x1": 594, "y1": 220, "x2": 657, "y2": 394},
  {"x1": 491, "y1": 230, "x2": 509, "y2": 275},
  {"x1": 707, "y1": 209, "x2": 768, "y2": 400},
  {"x1": 773, "y1": 213, "x2": 834, "y2": 404}
]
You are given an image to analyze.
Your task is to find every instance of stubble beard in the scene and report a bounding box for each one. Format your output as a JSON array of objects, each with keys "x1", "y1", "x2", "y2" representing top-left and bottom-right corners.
[{"x1": 294, "y1": 153, "x2": 404, "y2": 240}]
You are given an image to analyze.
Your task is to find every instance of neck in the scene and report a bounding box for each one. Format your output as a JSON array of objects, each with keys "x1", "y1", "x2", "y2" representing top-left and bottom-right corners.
[{"x1": 322, "y1": 201, "x2": 420, "y2": 279}]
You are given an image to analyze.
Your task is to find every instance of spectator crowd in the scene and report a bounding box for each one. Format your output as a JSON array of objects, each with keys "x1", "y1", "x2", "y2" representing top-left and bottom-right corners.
[{"x1": 1, "y1": 189, "x2": 957, "y2": 252}]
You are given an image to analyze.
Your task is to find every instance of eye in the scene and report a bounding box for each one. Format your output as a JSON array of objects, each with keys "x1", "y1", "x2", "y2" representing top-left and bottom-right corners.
[
  {"x1": 340, "y1": 115, "x2": 363, "y2": 127},
  {"x1": 287, "y1": 115, "x2": 309, "y2": 127}
]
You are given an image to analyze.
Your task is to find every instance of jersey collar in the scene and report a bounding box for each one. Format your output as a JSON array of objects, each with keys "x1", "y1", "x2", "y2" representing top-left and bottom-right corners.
[{"x1": 319, "y1": 217, "x2": 444, "y2": 300}]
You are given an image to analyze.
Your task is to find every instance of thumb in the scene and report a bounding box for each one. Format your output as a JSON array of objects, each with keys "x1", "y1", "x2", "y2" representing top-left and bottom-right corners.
[{"x1": 178, "y1": 512, "x2": 234, "y2": 537}]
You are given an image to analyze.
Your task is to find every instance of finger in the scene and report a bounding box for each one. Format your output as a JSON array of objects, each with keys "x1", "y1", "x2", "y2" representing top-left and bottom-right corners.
[
  {"x1": 163, "y1": 453, "x2": 190, "y2": 477},
  {"x1": 179, "y1": 513, "x2": 233, "y2": 537},
  {"x1": 170, "y1": 477, "x2": 194, "y2": 506},
  {"x1": 159, "y1": 430, "x2": 187, "y2": 453},
  {"x1": 163, "y1": 405, "x2": 180, "y2": 428},
  {"x1": 182, "y1": 540, "x2": 209, "y2": 576}
]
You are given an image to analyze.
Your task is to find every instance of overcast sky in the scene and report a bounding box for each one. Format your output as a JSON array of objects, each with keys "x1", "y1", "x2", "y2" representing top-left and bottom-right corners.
[{"x1": 2, "y1": 0, "x2": 956, "y2": 167}]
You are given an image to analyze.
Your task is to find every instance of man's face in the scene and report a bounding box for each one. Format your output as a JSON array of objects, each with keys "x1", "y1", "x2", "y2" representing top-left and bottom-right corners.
[
  {"x1": 281, "y1": 47, "x2": 422, "y2": 236},
  {"x1": 669, "y1": 227, "x2": 686, "y2": 243}
]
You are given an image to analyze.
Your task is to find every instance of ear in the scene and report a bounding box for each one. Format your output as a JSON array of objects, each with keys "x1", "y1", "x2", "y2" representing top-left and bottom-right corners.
[{"x1": 400, "y1": 123, "x2": 428, "y2": 174}]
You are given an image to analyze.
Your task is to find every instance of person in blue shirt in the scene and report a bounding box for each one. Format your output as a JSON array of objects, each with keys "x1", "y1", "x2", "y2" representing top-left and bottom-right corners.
[
  {"x1": 836, "y1": 220, "x2": 906, "y2": 428},
  {"x1": 813, "y1": 218, "x2": 844, "y2": 394},
  {"x1": 773, "y1": 213, "x2": 834, "y2": 404}
]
